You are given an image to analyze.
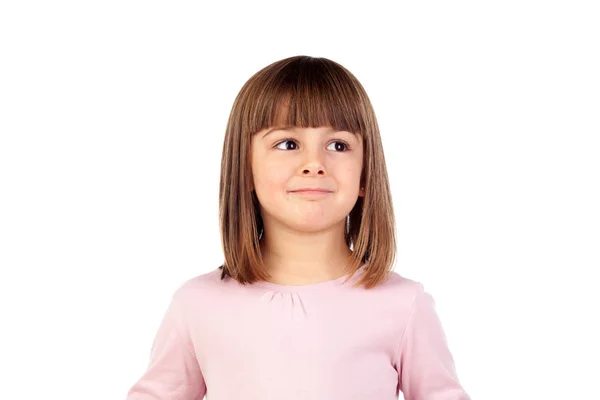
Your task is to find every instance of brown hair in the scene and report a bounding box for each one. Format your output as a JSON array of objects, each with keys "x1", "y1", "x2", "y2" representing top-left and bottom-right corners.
[{"x1": 218, "y1": 55, "x2": 396, "y2": 289}]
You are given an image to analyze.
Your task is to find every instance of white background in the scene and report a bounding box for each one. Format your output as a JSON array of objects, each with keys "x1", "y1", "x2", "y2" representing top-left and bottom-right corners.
[{"x1": 1, "y1": 1, "x2": 599, "y2": 399}]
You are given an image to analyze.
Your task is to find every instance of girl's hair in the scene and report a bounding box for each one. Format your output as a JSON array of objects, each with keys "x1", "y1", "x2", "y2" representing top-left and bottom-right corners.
[{"x1": 218, "y1": 55, "x2": 396, "y2": 289}]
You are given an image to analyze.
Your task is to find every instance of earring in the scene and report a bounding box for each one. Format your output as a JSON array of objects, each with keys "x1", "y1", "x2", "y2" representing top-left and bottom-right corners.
[{"x1": 360, "y1": 186, "x2": 365, "y2": 191}]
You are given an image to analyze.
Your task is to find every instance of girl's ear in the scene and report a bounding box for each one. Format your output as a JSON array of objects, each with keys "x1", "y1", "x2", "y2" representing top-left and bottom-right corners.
[{"x1": 359, "y1": 186, "x2": 365, "y2": 197}]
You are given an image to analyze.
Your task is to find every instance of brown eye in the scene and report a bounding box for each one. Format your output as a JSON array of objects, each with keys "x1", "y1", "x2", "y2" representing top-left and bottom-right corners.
[
  {"x1": 327, "y1": 141, "x2": 349, "y2": 152},
  {"x1": 275, "y1": 139, "x2": 298, "y2": 150}
]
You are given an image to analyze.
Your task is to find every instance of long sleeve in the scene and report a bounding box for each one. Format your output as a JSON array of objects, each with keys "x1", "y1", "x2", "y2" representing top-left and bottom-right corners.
[
  {"x1": 126, "y1": 290, "x2": 206, "y2": 400},
  {"x1": 397, "y1": 284, "x2": 470, "y2": 400}
]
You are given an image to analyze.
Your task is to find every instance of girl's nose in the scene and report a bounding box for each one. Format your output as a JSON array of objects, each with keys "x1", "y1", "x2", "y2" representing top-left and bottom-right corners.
[
  {"x1": 299, "y1": 144, "x2": 327, "y2": 176},
  {"x1": 300, "y1": 155, "x2": 326, "y2": 176},
  {"x1": 302, "y1": 166, "x2": 325, "y2": 176}
]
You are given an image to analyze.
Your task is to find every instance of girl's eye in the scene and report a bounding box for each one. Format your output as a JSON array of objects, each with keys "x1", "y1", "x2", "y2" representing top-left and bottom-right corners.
[
  {"x1": 275, "y1": 139, "x2": 298, "y2": 150},
  {"x1": 274, "y1": 139, "x2": 349, "y2": 152},
  {"x1": 327, "y1": 141, "x2": 349, "y2": 152}
]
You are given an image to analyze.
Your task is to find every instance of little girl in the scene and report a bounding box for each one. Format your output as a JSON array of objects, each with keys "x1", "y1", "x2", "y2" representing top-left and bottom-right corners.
[{"x1": 126, "y1": 55, "x2": 471, "y2": 399}]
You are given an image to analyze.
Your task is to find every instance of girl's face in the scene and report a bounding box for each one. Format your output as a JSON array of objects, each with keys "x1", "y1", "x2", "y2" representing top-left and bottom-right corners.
[{"x1": 250, "y1": 126, "x2": 364, "y2": 234}]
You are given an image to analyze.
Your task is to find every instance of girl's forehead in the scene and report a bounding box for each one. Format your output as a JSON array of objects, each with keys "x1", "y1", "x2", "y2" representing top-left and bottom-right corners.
[
  {"x1": 263, "y1": 125, "x2": 336, "y2": 133},
  {"x1": 256, "y1": 125, "x2": 359, "y2": 136}
]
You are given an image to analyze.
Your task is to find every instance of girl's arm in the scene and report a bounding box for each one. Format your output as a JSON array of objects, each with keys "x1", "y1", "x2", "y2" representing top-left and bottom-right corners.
[
  {"x1": 397, "y1": 284, "x2": 471, "y2": 400},
  {"x1": 126, "y1": 290, "x2": 206, "y2": 400}
]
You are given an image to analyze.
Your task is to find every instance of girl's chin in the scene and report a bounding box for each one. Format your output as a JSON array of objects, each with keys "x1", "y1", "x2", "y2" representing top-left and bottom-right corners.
[{"x1": 284, "y1": 219, "x2": 344, "y2": 233}]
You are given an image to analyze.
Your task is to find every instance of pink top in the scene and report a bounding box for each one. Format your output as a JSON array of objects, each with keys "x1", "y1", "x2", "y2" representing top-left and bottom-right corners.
[{"x1": 126, "y1": 264, "x2": 470, "y2": 399}]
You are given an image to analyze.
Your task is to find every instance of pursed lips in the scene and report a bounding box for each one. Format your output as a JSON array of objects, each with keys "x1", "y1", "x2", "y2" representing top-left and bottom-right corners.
[{"x1": 289, "y1": 188, "x2": 333, "y2": 193}]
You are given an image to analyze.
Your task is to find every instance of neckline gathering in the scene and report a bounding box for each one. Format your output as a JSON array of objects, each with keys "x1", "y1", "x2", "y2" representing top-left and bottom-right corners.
[{"x1": 251, "y1": 263, "x2": 368, "y2": 293}]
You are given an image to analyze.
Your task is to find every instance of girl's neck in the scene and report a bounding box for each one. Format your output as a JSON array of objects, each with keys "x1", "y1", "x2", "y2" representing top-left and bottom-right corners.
[{"x1": 259, "y1": 222, "x2": 352, "y2": 286}]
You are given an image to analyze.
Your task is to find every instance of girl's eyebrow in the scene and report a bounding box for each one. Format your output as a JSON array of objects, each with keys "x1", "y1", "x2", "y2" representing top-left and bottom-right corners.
[
  {"x1": 262, "y1": 126, "x2": 293, "y2": 139},
  {"x1": 262, "y1": 126, "x2": 348, "y2": 139}
]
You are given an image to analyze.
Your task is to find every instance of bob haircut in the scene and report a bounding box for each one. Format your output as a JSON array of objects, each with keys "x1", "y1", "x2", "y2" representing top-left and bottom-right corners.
[{"x1": 218, "y1": 55, "x2": 396, "y2": 290}]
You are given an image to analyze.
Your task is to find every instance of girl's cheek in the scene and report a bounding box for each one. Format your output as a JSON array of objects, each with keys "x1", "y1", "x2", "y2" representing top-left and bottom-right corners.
[{"x1": 269, "y1": 170, "x2": 289, "y2": 186}]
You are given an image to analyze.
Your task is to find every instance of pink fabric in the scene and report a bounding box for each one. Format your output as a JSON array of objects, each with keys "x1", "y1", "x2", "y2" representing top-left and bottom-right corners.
[{"x1": 126, "y1": 264, "x2": 470, "y2": 399}]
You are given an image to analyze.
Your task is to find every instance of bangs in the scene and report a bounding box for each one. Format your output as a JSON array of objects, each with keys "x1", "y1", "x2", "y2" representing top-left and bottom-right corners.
[{"x1": 242, "y1": 57, "x2": 369, "y2": 137}]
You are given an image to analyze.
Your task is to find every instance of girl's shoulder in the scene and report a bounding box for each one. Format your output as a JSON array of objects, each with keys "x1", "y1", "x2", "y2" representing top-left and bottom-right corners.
[
  {"x1": 169, "y1": 266, "x2": 226, "y2": 303},
  {"x1": 379, "y1": 269, "x2": 425, "y2": 295},
  {"x1": 368, "y1": 270, "x2": 433, "y2": 311}
]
